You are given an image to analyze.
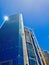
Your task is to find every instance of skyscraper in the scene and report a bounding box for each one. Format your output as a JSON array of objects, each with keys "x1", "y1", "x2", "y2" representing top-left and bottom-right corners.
[
  {"x1": 44, "y1": 51, "x2": 49, "y2": 62},
  {"x1": 0, "y1": 13, "x2": 47, "y2": 65},
  {"x1": 43, "y1": 51, "x2": 49, "y2": 65}
]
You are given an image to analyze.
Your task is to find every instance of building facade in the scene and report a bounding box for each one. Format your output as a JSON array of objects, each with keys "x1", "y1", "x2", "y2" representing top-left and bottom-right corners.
[
  {"x1": 43, "y1": 51, "x2": 49, "y2": 65},
  {"x1": 0, "y1": 13, "x2": 47, "y2": 65}
]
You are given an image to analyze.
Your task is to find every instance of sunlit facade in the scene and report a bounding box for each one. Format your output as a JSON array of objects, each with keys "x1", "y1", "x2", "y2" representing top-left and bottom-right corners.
[
  {"x1": 0, "y1": 13, "x2": 47, "y2": 65},
  {"x1": 43, "y1": 51, "x2": 49, "y2": 65}
]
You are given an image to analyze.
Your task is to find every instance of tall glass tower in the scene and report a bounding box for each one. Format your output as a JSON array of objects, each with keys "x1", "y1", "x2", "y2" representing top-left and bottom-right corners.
[{"x1": 0, "y1": 13, "x2": 47, "y2": 65}]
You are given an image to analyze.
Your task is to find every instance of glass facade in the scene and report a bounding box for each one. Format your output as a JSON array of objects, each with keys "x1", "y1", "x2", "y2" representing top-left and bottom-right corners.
[
  {"x1": 31, "y1": 33, "x2": 42, "y2": 65},
  {"x1": 26, "y1": 43, "x2": 37, "y2": 65},
  {"x1": 0, "y1": 14, "x2": 46, "y2": 65},
  {"x1": 25, "y1": 29, "x2": 37, "y2": 65},
  {"x1": 0, "y1": 14, "x2": 24, "y2": 65}
]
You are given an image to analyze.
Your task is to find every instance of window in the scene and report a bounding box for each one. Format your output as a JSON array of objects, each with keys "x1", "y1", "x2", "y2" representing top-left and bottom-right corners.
[
  {"x1": 32, "y1": 37, "x2": 42, "y2": 65},
  {"x1": 25, "y1": 31, "x2": 31, "y2": 43},
  {"x1": 26, "y1": 42, "x2": 37, "y2": 65}
]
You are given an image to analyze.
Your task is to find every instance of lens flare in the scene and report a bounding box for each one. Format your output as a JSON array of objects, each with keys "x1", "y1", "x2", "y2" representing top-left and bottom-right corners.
[{"x1": 4, "y1": 16, "x2": 9, "y2": 21}]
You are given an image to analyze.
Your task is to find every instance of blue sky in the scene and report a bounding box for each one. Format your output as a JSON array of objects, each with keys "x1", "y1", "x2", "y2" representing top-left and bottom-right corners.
[{"x1": 0, "y1": 0, "x2": 49, "y2": 51}]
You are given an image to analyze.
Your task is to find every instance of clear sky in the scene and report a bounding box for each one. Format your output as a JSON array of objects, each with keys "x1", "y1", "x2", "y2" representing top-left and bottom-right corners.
[{"x1": 0, "y1": 0, "x2": 49, "y2": 51}]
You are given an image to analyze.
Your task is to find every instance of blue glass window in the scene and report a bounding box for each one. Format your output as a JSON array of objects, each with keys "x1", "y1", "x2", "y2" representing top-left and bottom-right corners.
[
  {"x1": 26, "y1": 42, "x2": 37, "y2": 65},
  {"x1": 0, "y1": 14, "x2": 24, "y2": 65}
]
